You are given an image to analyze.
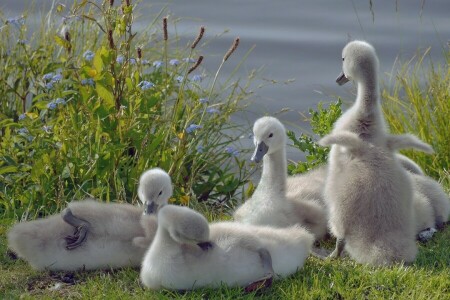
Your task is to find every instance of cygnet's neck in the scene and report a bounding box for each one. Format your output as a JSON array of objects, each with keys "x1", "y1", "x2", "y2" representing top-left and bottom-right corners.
[
  {"x1": 355, "y1": 72, "x2": 381, "y2": 113},
  {"x1": 257, "y1": 147, "x2": 287, "y2": 195}
]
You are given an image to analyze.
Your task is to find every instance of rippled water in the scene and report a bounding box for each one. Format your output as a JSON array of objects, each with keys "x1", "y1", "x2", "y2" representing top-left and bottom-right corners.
[{"x1": 2, "y1": 0, "x2": 449, "y2": 159}]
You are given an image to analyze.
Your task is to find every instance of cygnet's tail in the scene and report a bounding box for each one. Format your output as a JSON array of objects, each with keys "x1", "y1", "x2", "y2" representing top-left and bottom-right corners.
[{"x1": 386, "y1": 134, "x2": 434, "y2": 153}]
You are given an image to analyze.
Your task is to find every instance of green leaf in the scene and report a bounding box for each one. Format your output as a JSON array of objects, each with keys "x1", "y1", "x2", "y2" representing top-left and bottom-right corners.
[
  {"x1": 96, "y1": 82, "x2": 115, "y2": 109},
  {"x1": 93, "y1": 48, "x2": 105, "y2": 73},
  {"x1": 0, "y1": 165, "x2": 19, "y2": 175}
]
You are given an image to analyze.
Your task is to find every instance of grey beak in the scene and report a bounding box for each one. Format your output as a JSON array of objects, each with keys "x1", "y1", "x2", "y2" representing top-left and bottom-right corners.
[
  {"x1": 251, "y1": 141, "x2": 269, "y2": 163},
  {"x1": 336, "y1": 72, "x2": 349, "y2": 86},
  {"x1": 144, "y1": 201, "x2": 157, "y2": 215}
]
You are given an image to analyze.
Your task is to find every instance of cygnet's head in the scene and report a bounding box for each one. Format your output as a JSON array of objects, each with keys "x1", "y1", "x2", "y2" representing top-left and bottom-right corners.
[
  {"x1": 138, "y1": 168, "x2": 173, "y2": 215},
  {"x1": 336, "y1": 40, "x2": 379, "y2": 86},
  {"x1": 158, "y1": 205, "x2": 210, "y2": 244},
  {"x1": 251, "y1": 116, "x2": 286, "y2": 163}
]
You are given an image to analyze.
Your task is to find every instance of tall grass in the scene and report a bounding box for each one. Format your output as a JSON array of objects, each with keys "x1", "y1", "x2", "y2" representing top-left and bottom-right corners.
[
  {"x1": 382, "y1": 47, "x2": 450, "y2": 187},
  {"x1": 0, "y1": 1, "x2": 256, "y2": 218}
]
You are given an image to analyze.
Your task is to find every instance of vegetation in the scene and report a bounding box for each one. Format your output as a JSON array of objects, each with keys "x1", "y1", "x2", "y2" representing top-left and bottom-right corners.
[
  {"x1": 0, "y1": 1, "x2": 449, "y2": 299},
  {"x1": 0, "y1": 1, "x2": 255, "y2": 219}
]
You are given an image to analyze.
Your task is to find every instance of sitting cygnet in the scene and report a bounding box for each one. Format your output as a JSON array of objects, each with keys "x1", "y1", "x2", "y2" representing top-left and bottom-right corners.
[
  {"x1": 233, "y1": 116, "x2": 328, "y2": 240},
  {"x1": 7, "y1": 168, "x2": 171, "y2": 271},
  {"x1": 141, "y1": 205, "x2": 313, "y2": 291},
  {"x1": 320, "y1": 131, "x2": 433, "y2": 266}
]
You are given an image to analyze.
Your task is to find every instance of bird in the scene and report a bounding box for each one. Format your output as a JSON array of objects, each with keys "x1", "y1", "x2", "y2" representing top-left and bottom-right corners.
[{"x1": 7, "y1": 167, "x2": 171, "y2": 271}]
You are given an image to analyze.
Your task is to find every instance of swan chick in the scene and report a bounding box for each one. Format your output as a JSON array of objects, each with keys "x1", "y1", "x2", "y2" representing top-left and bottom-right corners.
[
  {"x1": 7, "y1": 168, "x2": 172, "y2": 271},
  {"x1": 141, "y1": 205, "x2": 313, "y2": 290},
  {"x1": 233, "y1": 116, "x2": 328, "y2": 239}
]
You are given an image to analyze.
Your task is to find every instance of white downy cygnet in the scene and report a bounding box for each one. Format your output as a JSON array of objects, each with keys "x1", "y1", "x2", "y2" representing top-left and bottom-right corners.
[
  {"x1": 233, "y1": 116, "x2": 328, "y2": 240},
  {"x1": 140, "y1": 205, "x2": 313, "y2": 291},
  {"x1": 7, "y1": 168, "x2": 171, "y2": 271},
  {"x1": 319, "y1": 131, "x2": 433, "y2": 265}
]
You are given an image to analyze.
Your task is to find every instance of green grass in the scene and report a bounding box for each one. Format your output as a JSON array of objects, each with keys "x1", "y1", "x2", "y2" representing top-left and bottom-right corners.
[{"x1": 1, "y1": 218, "x2": 449, "y2": 299}]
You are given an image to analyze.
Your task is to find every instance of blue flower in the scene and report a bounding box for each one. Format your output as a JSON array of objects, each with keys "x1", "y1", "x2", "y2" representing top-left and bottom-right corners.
[
  {"x1": 83, "y1": 50, "x2": 95, "y2": 61},
  {"x1": 176, "y1": 76, "x2": 184, "y2": 83},
  {"x1": 7, "y1": 16, "x2": 25, "y2": 28},
  {"x1": 141, "y1": 59, "x2": 150, "y2": 65},
  {"x1": 225, "y1": 146, "x2": 239, "y2": 157},
  {"x1": 47, "y1": 101, "x2": 57, "y2": 110},
  {"x1": 183, "y1": 58, "x2": 195, "y2": 63},
  {"x1": 192, "y1": 75, "x2": 202, "y2": 82},
  {"x1": 186, "y1": 124, "x2": 202, "y2": 133},
  {"x1": 169, "y1": 59, "x2": 180, "y2": 66},
  {"x1": 46, "y1": 82, "x2": 54, "y2": 89},
  {"x1": 116, "y1": 55, "x2": 125, "y2": 64},
  {"x1": 17, "y1": 127, "x2": 29, "y2": 134},
  {"x1": 52, "y1": 74, "x2": 63, "y2": 83},
  {"x1": 55, "y1": 98, "x2": 66, "y2": 105},
  {"x1": 137, "y1": 81, "x2": 155, "y2": 91},
  {"x1": 199, "y1": 98, "x2": 208, "y2": 104},
  {"x1": 206, "y1": 107, "x2": 220, "y2": 114},
  {"x1": 196, "y1": 145, "x2": 204, "y2": 153},
  {"x1": 129, "y1": 58, "x2": 137, "y2": 65},
  {"x1": 18, "y1": 114, "x2": 26, "y2": 121},
  {"x1": 42, "y1": 125, "x2": 52, "y2": 133},
  {"x1": 43, "y1": 73, "x2": 54, "y2": 81},
  {"x1": 81, "y1": 78, "x2": 95, "y2": 86},
  {"x1": 153, "y1": 61, "x2": 163, "y2": 68},
  {"x1": 17, "y1": 39, "x2": 28, "y2": 45}
]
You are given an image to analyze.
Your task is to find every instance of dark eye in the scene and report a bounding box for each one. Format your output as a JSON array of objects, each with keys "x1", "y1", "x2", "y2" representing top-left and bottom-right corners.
[
  {"x1": 268, "y1": 133, "x2": 273, "y2": 138},
  {"x1": 158, "y1": 191, "x2": 163, "y2": 196},
  {"x1": 342, "y1": 57, "x2": 345, "y2": 61}
]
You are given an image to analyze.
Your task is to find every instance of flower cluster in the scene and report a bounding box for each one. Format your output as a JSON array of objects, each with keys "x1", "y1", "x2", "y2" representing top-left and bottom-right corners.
[
  {"x1": 83, "y1": 50, "x2": 95, "y2": 61},
  {"x1": 47, "y1": 98, "x2": 66, "y2": 110},
  {"x1": 186, "y1": 124, "x2": 202, "y2": 133},
  {"x1": 225, "y1": 146, "x2": 239, "y2": 157},
  {"x1": 137, "y1": 81, "x2": 155, "y2": 91},
  {"x1": 81, "y1": 78, "x2": 95, "y2": 86},
  {"x1": 43, "y1": 72, "x2": 63, "y2": 89}
]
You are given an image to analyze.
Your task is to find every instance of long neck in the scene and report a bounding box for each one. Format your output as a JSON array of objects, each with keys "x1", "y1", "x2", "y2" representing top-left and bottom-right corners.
[
  {"x1": 257, "y1": 147, "x2": 287, "y2": 195},
  {"x1": 355, "y1": 72, "x2": 380, "y2": 114}
]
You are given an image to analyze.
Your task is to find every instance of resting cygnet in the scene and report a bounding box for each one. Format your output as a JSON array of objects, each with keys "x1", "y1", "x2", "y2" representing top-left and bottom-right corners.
[
  {"x1": 319, "y1": 131, "x2": 433, "y2": 266},
  {"x1": 233, "y1": 116, "x2": 328, "y2": 240},
  {"x1": 7, "y1": 168, "x2": 171, "y2": 271},
  {"x1": 140, "y1": 205, "x2": 313, "y2": 291}
]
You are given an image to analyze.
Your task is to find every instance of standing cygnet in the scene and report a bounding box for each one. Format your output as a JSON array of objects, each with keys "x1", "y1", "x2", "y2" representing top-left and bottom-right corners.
[
  {"x1": 141, "y1": 205, "x2": 313, "y2": 290},
  {"x1": 233, "y1": 116, "x2": 328, "y2": 240},
  {"x1": 319, "y1": 131, "x2": 433, "y2": 265},
  {"x1": 7, "y1": 168, "x2": 171, "y2": 271}
]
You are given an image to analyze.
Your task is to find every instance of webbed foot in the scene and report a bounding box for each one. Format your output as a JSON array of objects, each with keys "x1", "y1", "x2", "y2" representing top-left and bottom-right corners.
[
  {"x1": 244, "y1": 274, "x2": 273, "y2": 293},
  {"x1": 417, "y1": 227, "x2": 437, "y2": 243},
  {"x1": 61, "y1": 208, "x2": 90, "y2": 250},
  {"x1": 197, "y1": 241, "x2": 213, "y2": 251}
]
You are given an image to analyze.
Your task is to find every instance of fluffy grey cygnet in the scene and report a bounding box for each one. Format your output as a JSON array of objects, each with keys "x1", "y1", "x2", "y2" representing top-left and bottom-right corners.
[
  {"x1": 233, "y1": 116, "x2": 328, "y2": 240},
  {"x1": 320, "y1": 131, "x2": 433, "y2": 265},
  {"x1": 7, "y1": 168, "x2": 171, "y2": 271},
  {"x1": 141, "y1": 204, "x2": 313, "y2": 290}
]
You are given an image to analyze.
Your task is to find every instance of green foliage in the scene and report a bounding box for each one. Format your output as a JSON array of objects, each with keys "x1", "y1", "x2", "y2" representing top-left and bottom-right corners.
[
  {"x1": 287, "y1": 99, "x2": 342, "y2": 175},
  {"x1": 0, "y1": 1, "x2": 254, "y2": 218},
  {"x1": 382, "y1": 48, "x2": 450, "y2": 185}
]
